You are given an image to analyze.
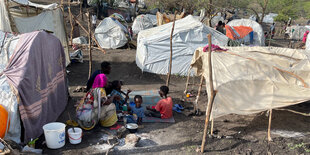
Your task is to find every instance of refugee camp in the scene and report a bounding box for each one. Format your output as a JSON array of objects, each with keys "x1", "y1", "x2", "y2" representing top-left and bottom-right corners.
[{"x1": 1, "y1": 0, "x2": 310, "y2": 154}]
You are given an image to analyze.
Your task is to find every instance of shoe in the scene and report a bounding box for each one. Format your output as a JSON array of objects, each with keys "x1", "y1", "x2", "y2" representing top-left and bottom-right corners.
[
  {"x1": 173, "y1": 106, "x2": 181, "y2": 113},
  {"x1": 175, "y1": 104, "x2": 184, "y2": 110}
]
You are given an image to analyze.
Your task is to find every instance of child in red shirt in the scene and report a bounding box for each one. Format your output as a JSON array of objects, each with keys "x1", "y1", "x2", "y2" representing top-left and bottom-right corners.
[{"x1": 146, "y1": 86, "x2": 173, "y2": 119}]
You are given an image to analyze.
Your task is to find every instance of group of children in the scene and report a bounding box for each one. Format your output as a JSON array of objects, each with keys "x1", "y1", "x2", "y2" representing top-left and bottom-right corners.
[{"x1": 109, "y1": 81, "x2": 173, "y2": 125}]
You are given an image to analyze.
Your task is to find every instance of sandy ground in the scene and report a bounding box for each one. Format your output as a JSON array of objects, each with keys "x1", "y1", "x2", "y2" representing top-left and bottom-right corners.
[{"x1": 25, "y1": 1, "x2": 310, "y2": 154}]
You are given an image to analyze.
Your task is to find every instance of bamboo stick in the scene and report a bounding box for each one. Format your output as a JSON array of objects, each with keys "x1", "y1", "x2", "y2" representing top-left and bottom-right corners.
[
  {"x1": 194, "y1": 75, "x2": 204, "y2": 113},
  {"x1": 166, "y1": 11, "x2": 177, "y2": 87},
  {"x1": 71, "y1": 15, "x2": 106, "y2": 53},
  {"x1": 267, "y1": 109, "x2": 272, "y2": 141},
  {"x1": 88, "y1": 11, "x2": 92, "y2": 79},
  {"x1": 201, "y1": 34, "x2": 216, "y2": 152}
]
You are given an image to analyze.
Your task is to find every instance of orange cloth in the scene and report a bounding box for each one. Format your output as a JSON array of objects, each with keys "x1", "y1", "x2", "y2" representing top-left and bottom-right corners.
[
  {"x1": 155, "y1": 97, "x2": 173, "y2": 119},
  {"x1": 225, "y1": 25, "x2": 253, "y2": 40}
]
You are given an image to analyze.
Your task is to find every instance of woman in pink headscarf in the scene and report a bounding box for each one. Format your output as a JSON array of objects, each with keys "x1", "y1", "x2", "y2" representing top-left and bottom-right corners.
[
  {"x1": 302, "y1": 31, "x2": 309, "y2": 43},
  {"x1": 77, "y1": 74, "x2": 119, "y2": 130}
]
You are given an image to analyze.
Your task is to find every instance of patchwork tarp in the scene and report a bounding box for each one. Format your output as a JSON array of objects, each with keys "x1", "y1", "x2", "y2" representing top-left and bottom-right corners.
[
  {"x1": 136, "y1": 15, "x2": 229, "y2": 75},
  {"x1": 0, "y1": 31, "x2": 68, "y2": 143},
  {"x1": 94, "y1": 17, "x2": 128, "y2": 49},
  {"x1": 0, "y1": 0, "x2": 70, "y2": 66},
  {"x1": 191, "y1": 46, "x2": 310, "y2": 119},
  {"x1": 286, "y1": 26, "x2": 310, "y2": 40},
  {"x1": 225, "y1": 25, "x2": 254, "y2": 45},
  {"x1": 227, "y1": 19, "x2": 265, "y2": 46}
]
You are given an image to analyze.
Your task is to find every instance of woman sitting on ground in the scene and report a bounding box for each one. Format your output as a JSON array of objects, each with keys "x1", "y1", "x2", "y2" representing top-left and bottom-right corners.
[{"x1": 77, "y1": 74, "x2": 120, "y2": 130}]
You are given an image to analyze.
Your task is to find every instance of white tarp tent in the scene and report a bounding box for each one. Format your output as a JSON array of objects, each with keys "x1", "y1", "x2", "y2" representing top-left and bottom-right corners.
[
  {"x1": 132, "y1": 14, "x2": 154, "y2": 34},
  {"x1": 306, "y1": 34, "x2": 310, "y2": 51},
  {"x1": 95, "y1": 17, "x2": 128, "y2": 49},
  {"x1": 228, "y1": 19, "x2": 265, "y2": 46},
  {"x1": 286, "y1": 26, "x2": 310, "y2": 40},
  {"x1": 0, "y1": 0, "x2": 70, "y2": 66},
  {"x1": 249, "y1": 13, "x2": 278, "y2": 24},
  {"x1": 191, "y1": 46, "x2": 310, "y2": 119},
  {"x1": 136, "y1": 15, "x2": 229, "y2": 75}
]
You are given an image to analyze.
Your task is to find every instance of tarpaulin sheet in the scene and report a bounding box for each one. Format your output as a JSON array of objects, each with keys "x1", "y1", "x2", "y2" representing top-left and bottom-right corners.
[
  {"x1": 0, "y1": 31, "x2": 68, "y2": 143},
  {"x1": 191, "y1": 46, "x2": 310, "y2": 119},
  {"x1": 136, "y1": 15, "x2": 229, "y2": 75},
  {"x1": 94, "y1": 17, "x2": 128, "y2": 49}
]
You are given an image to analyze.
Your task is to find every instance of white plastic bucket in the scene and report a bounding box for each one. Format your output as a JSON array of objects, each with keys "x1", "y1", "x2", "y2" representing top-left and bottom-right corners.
[
  {"x1": 68, "y1": 128, "x2": 82, "y2": 144},
  {"x1": 42, "y1": 122, "x2": 66, "y2": 149}
]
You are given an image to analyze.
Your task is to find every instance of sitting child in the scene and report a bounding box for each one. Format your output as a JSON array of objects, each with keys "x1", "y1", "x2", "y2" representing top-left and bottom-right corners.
[
  {"x1": 110, "y1": 80, "x2": 131, "y2": 111},
  {"x1": 145, "y1": 86, "x2": 173, "y2": 119},
  {"x1": 126, "y1": 95, "x2": 145, "y2": 125}
]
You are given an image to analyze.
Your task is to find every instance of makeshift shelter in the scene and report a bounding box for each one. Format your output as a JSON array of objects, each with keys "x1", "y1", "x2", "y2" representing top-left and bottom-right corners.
[
  {"x1": 249, "y1": 13, "x2": 278, "y2": 24},
  {"x1": 136, "y1": 15, "x2": 229, "y2": 75},
  {"x1": 227, "y1": 19, "x2": 265, "y2": 46},
  {"x1": 286, "y1": 26, "x2": 310, "y2": 40},
  {"x1": 132, "y1": 14, "x2": 154, "y2": 34},
  {"x1": 94, "y1": 17, "x2": 128, "y2": 49},
  {"x1": 0, "y1": 0, "x2": 70, "y2": 66},
  {"x1": 306, "y1": 34, "x2": 310, "y2": 51},
  {"x1": 190, "y1": 46, "x2": 310, "y2": 119},
  {"x1": 225, "y1": 25, "x2": 254, "y2": 45},
  {"x1": 0, "y1": 30, "x2": 68, "y2": 143}
]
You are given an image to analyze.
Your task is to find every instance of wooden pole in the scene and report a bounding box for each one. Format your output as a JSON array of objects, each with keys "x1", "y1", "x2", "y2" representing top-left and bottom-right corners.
[
  {"x1": 184, "y1": 66, "x2": 192, "y2": 95},
  {"x1": 72, "y1": 15, "x2": 106, "y2": 53},
  {"x1": 80, "y1": 0, "x2": 83, "y2": 20},
  {"x1": 68, "y1": 0, "x2": 73, "y2": 45},
  {"x1": 166, "y1": 11, "x2": 177, "y2": 87},
  {"x1": 60, "y1": 0, "x2": 70, "y2": 57},
  {"x1": 88, "y1": 11, "x2": 92, "y2": 79},
  {"x1": 201, "y1": 34, "x2": 216, "y2": 152},
  {"x1": 194, "y1": 75, "x2": 204, "y2": 113},
  {"x1": 267, "y1": 109, "x2": 272, "y2": 141},
  {"x1": 210, "y1": 118, "x2": 214, "y2": 135}
]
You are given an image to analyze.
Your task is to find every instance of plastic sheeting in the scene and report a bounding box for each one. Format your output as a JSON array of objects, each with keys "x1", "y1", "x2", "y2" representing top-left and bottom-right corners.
[
  {"x1": 132, "y1": 14, "x2": 154, "y2": 34},
  {"x1": 249, "y1": 13, "x2": 278, "y2": 24},
  {"x1": 191, "y1": 46, "x2": 310, "y2": 119},
  {"x1": 94, "y1": 17, "x2": 128, "y2": 49},
  {"x1": 306, "y1": 34, "x2": 310, "y2": 51},
  {"x1": 0, "y1": 1, "x2": 12, "y2": 32},
  {"x1": 0, "y1": 32, "x2": 20, "y2": 143},
  {"x1": 136, "y1": 15, "x2": 229, "y2": 75},
  {"x1": 0, "y1": 1, "x2": 70, "y2": 66},
  {"x1": 228, "y1": 19, "x2": 265, "y2": 46},
  {"x1": 286, "y1": 26, "x2": 310, "y2": 40}
]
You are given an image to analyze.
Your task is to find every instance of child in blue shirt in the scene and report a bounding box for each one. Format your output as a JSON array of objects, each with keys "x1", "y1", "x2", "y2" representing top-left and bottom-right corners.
[{"x1": 126, "y1": 95, "x2": 144, "y2": 125}]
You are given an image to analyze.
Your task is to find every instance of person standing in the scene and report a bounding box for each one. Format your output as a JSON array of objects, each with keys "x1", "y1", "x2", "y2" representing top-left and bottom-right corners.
[
  {"x1": 270, "y1": 23, "x2": 275, "y2": 39},
  {"x1": 92, "y1": 13, "x2": 97, "y2": 30}
]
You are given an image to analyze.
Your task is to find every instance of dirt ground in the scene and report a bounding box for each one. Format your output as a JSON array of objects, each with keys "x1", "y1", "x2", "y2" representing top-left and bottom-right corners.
[{"x1": 27, "y1": 1, "x2": 310, "y2": 154}]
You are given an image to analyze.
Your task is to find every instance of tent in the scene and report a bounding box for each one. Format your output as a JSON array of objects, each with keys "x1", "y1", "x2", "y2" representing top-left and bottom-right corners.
[
  {"x1": 225, "y1": 25, "x2": 254, "y2": 45},
  {"x1": 136, "y1": 15, "x2": 229, "y2": 75},
  {"x1": 94, "y1": 17, "x2": 128, "y2": 49},
  {"x1": 306, "y1": 34, "x2": 310, "y2": 51},
  {"x1": 249, "y1": 13, "x2": 278, "y2": 24},
  {"x1": 0, "y1": 30, "x2": 68, "y2": 143},
  {"x1": 190, "y1": 46, "x2": 310, "y2": 119},
  {"x1": 227, "y1": 19, "x2": 265, "y2": 46},
  {"x1": 286, "y1": 26, "x2": 310, "y2": 40},
  {"x1": 132, "y1": 14, "x2": 155, "y2": 34},
  {"x1": 0, "y1": 0, "x2": 70, "y2": 66}
]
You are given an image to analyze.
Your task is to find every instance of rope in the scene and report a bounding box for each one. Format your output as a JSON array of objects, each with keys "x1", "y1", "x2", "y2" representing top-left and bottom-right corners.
[{"x1": 275, "y1": 108, "x2": 310, "y2": 116}]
